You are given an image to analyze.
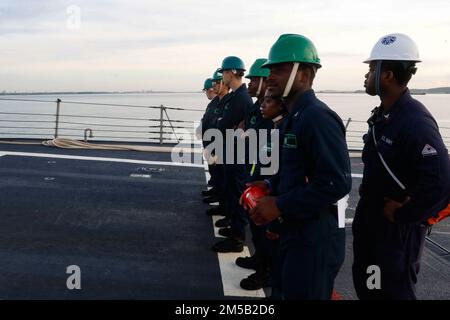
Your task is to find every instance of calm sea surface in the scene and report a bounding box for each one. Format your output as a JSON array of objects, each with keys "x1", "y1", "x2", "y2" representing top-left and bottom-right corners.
[{"x1": 0, "y1": 92, "x2": 449, "y2": 149}]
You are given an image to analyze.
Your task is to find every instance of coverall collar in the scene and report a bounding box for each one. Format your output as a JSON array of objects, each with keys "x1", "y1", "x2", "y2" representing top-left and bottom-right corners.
[
  {"x1": 373, "y1": 89, "x2": 412, "y2": 125},
  {"x1": 289, "y1": 89, "x2": 316, "y2": 116}
]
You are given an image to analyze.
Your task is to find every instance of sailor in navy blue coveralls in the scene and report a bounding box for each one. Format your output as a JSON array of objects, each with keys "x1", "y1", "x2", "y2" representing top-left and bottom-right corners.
[
  {"x1": 268, "y1": 89, "x2": 352, "y2": 299},
  {"x1": 250, "y1": 90, "x2": 352, "y2": 299},
  {"x1": 212, "y1": 83, "x2": 253, "y2": 251},
  {"x1": 201, "y1": 96, "x2": 220, "y2": 188},
  {"x1": 238, "y1": 93, "x2": 274, "y2": 289},
  {"x1": 352, "y1": 89, "x2": 450, "y2": 299},
  {"x1": 352, "y1": 34, "x2": 450, "y2": 300},
  {"x1": 249, "y1": 34, "x2": 352, "y2": 299}
]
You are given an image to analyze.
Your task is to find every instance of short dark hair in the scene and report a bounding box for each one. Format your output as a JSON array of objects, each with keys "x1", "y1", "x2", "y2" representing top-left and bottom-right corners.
[{"x1": 381, "y1": 60, "x2": 417, "y2": 86}]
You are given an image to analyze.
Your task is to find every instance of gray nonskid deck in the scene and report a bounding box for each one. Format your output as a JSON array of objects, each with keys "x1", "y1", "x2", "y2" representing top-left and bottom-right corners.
[{"x1": 0, "y1": 144, "x2": 448, "y2": 299}]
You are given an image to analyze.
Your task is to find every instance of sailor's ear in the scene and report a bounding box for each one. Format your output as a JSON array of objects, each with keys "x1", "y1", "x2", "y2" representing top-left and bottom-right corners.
[{"x1": 382, "y1": 70, "x2": 395, "y2": 84}]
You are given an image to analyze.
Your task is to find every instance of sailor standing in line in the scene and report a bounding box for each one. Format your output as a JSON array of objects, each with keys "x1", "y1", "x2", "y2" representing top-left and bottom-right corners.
[
  {"x1": 196, "y1": 78, "x2": 216, "y2": 141},
  {"x1": 199, "y1": 77, "x2": 220, "y2": 199},
  {"x1": 212, "y1": 56, "x2": 253, "y2": 253},
  {"x1": 230, "y1": 58, "x2": 273, "y2": 290},
  {"x1": 258, "y1": 88, "x2": 288, "y2": 299},
  {"x1": 247, "y1": 34, "x2": 352, "y2": 299},
  {"x1": 352, "y1": 33, "x2": 450, "y2": 300},
  {"x1": 204, "y1": 70, "x2": 230, "y2": 217}
]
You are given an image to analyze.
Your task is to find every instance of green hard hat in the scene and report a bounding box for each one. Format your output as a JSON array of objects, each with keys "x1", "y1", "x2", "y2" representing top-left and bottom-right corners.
[
  {"x1": 262, "y1": 34, "x2": 321, "y2": 69},
  {"x1": 203, "y1": 78, "x2": 213, "y2": 90},
  {"x1": 212, "y1": 69, "x2": 223, "y2": 81},
  {"x1": 218, "y1": 56, "x2": 246, "y2": 72},
  {"x1": 245, "y1": 58, "x2": 270, "y2": 79}
]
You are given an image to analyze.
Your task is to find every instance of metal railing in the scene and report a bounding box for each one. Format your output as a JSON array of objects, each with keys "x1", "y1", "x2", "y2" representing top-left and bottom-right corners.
[
  {"x1": 0, "y1": 97, "x2": 449, "y2": 151},
  {"x1": 0, "y1": 97, "x2": 203, "y2": 145}
]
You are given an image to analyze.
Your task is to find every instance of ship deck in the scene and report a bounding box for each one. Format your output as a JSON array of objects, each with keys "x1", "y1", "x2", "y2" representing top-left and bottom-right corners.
[{"x1": 0, "y1": 142, "x2": 448, "y2": 299}]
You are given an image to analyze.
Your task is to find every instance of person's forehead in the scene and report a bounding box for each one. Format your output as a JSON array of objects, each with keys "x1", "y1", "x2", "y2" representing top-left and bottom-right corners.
[
  {"x1": 269, "y1": 62, "x2": 292, "y2": 71},
  {"x1": 264, "y1": 94, "x2": 279, "y2": 100}
]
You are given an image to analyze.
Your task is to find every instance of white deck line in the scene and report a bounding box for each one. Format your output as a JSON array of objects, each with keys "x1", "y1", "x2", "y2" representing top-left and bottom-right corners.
[
  {"x1": 203, "y1": 160, "x2": 265, "y2": 298},
  {"x1": 0, "y1": 151, "x2": 204, "y2": 168}
]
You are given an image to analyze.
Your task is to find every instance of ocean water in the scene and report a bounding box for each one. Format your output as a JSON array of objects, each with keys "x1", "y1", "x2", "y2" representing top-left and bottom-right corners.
[{"x1": 0, "y1": 92, "x2": 449, "y2": 149}]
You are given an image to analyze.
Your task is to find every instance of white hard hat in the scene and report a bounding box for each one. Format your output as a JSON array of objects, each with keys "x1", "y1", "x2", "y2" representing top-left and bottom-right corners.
[{"x1": 364, "y1": 33, "x2": 421, "y2": 63}]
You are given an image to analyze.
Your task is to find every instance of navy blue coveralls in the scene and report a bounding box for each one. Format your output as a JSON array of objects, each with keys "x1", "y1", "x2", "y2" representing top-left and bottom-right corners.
[
  {"x1": 244, "y1": 99, "x2": 274, "y2": 181},
  {"x1": 352, "y1": 89, "x2": 450, "y2": 300},
  {"x1": 269, "y1": 89, "x2": 352, "y2": 299},
  {"x1": 217, "y1": 84, "x2": 254, "y2": 238},
  {"x1": 201, "y1": 96, "x2": 221, "y2": 188},
  {"x1": 201, "y1": 97, "x2": 220, "y2": 142},
  {"x1": 243, "y1": 99, "x2": 274, "y2": 271}
]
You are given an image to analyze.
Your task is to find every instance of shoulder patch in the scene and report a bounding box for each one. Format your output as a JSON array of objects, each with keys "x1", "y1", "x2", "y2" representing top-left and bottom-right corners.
[{"x1": 422, "y1": 144, "x2": 438, "y2": 157}]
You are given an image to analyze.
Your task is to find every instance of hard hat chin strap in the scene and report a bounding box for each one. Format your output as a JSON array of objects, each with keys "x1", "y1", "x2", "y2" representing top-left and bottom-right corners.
[
  {"x1": 375, "y1": 60, "x2": 382, "y2": 97},
  {"x1": 283, "y1": 62, "x2": 299, "y2": 98},
  {"x1": 256, "y1": 77, "x2": 263, "y2": 96},
  {"x1": 272, "y1": 114, "x2": 284, "y2": 123}
]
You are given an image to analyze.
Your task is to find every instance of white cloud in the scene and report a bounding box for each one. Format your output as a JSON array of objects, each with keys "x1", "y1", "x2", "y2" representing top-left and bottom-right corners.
[{"x1": 0, "y1": 0, "x2": 449, "y2": 91}]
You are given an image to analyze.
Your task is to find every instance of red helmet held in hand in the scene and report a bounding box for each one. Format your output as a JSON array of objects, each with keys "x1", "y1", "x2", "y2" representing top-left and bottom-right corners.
[{"x1": 242, "y1": 185, "x2": 267, "y2": 210}]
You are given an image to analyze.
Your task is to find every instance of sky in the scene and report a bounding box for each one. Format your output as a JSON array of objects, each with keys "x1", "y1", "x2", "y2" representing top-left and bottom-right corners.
[{"x1": 0, "y1": 0, "x2": 449, "y2": 92}]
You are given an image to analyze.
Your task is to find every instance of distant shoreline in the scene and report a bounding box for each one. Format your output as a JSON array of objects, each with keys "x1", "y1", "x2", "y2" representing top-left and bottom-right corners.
[
  {"x1": 1, "y1": 87, "x2": 449, "y2": 96},
  {"x1": 0, "y1": 91, "x2": 199, "y2": 96}
]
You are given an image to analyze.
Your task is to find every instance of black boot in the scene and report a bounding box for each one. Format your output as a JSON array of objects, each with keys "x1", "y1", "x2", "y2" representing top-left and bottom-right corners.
[
  {"x1": 235, "y1": 255, "x2": 261, "y2": 270},
  {"x1": 212, "y1": 238, "x2": 244, "y2": 253},
  {"x1": 215, "y1": 217, "x2": 232, "y2": 228},
  {"x1": 203, "y1": 195, "x2": 220, "y2": 204},
  {"x1": 201, "y1": 188, "x2": 217, "y2": 197},
  {"x1": 240, "y1": 270, "x2": 270, "y2": 290},
  {"x1": 218, "y1": 227, "x2": 234, "y2": 238},
  {"x1": 206, "y1": 206, "x2": 225, "y2": 216}
]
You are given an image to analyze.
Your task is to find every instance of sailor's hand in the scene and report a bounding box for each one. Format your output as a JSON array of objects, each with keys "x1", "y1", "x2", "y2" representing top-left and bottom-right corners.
[
  {"x1": 238, "y1": 120, "x2": 245, "y2": 130},
  {"x1": 383, "y1": 196, "x2": 410, "y2": 223},
  {"x1": 249, "y1": 196, "x2": 281, "y2": 226}
]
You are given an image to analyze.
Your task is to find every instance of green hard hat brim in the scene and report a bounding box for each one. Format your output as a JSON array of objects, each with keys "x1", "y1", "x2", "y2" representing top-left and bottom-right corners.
[
  {"x1": 246, "y1": 58, "x2": 270, "y2": 78},
  {"x1": 203, "y1": 78, "x2": 214, "y2": 90},
  {"x1": 261, "y1": 59, "x2": 322, "y2": 69},
  {"x1": 217, "y1": 67, "x2": 246, "y2": 73},
  {"x1": 245, "y1": 75, "x2": 267, "y2": 79},
  {"x1": 212, "y1": 69, "x2": 223, "y2": 81}
]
